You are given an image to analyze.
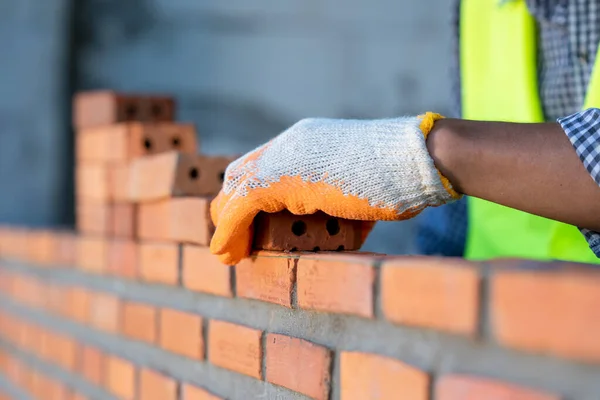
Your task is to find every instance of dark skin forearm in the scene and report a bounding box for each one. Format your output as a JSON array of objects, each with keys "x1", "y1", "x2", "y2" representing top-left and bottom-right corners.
[{"x1": 427, "y1": 118, "x2": 600, "y2": 231}]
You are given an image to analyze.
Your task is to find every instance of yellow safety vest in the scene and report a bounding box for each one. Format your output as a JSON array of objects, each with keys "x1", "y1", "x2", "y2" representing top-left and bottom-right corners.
[{"x1": 460, "y1": 0, "x2": 600, "y2": 263}]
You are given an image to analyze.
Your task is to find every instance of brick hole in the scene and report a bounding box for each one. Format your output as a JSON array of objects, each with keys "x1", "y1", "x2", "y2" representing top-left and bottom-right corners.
[
  {"x1": 291, "y1": 221, "x2": 307, "y2": 236},
  {"x1": 313, "y1": 246, "x2": 321, "y2": 252},
  {"x1": 125, "y1": 103, "x2": 138, "y2": 120},
  {"x1": 172, "y1": 136, "x2": 180, "y2": 148},
  {"x1": 151, "y1": 102, "x2": 163, "y2": 117},
  {"x1": 143, "y1": 138, "x2": 152, "y2": 151},
  {"x1": 290, "y1": 247, "x2": 298, "y2": 252},
  {"x1": 326, "y1": 218, "x2": 340, "y2": 235},
  {"x1": 189, "y1": 167, "x2": 200, "y2": 180},
  {"x1": 336, "y1": 245, "x2": 345, "y2": 251}
]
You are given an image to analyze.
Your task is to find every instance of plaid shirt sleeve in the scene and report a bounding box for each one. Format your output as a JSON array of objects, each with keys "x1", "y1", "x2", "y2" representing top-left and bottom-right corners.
[{"x1": 557, "y1": 107, "x2": 600, "y2": 256}]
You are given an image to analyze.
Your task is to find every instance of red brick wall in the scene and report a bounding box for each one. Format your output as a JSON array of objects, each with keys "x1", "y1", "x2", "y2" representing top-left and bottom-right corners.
[{"x1": 1, "y1": 230, "x2": 600, "y2": 399}]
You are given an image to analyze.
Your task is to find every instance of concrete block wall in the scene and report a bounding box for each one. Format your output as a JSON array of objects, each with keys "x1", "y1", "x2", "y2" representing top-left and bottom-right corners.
[{"x1": 1, "y1": 231, "x2": 600, "y2": 399}]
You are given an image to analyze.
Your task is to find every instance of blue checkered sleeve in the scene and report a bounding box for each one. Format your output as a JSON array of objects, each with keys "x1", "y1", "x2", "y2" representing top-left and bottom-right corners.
[{"x1": 557, "y1": 107, "x2": 600, "y2": 256}]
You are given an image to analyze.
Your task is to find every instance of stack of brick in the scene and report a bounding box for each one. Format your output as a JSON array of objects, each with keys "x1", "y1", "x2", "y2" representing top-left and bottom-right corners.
[
  {"x1": 73, "y1": 91, "x2": 198, "y2": 278},
  {"x1": 0, "y1": 91, "x2": 599, "y2": 399}
]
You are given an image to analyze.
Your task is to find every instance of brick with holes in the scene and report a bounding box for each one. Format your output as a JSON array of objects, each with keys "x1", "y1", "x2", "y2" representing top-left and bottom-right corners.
[
  {"x1": 128, "y1": 151, "x2": 235, "y2": 202},
  {"x1": 252, "y1": 210, "x2": 363, "y2": 252},
  {"x1": 73, "y1": 90, "x2": 175, "y2": 129},
  {"x1": 77, "y1": 122, "x2": 197, "y2": 163}
]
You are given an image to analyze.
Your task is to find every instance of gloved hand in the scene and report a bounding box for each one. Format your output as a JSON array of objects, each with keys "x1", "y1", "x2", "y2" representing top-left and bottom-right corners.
[{"x1": 210, "y1": 112, "x2": 461, "y2": 264}]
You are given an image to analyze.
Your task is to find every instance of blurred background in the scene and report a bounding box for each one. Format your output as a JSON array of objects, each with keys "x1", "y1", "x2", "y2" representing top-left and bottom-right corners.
[{"x1": 0, "y1": 0, "x2": 455, "y2": 255}]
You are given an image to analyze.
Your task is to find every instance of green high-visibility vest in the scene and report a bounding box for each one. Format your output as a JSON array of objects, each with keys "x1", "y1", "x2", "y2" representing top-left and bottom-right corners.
[{"x1": 460, "y1": 0, "x2": 600, "y2": 263}]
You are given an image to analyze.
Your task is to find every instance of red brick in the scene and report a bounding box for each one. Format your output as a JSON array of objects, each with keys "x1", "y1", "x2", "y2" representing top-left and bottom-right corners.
[
  {"x1": 106, "y1": 355, "x2": 136, "y2": 400},
  {"x1": 38, "y1": 330, "x2": 55, "y2": 361},
  {"x1": 208, "y1": 320, "x2": 262, "y2": 379},
  {"x1": 436, "y1": 375, "x2": 559, "y2": 400},
  {"x1": 0, "y1": 314, "x2": 17, "y2": 344},
  {"x1": 73, "y1": 91, "x2": 175, "y2": 129},
  {"x1": 81, "y1": 346, "x2": 104, "y2": 385},
  {"x1": 48, "y1": 380, "x2": 70, "y2": 400},
  {"x1": 76, "y1": 127, "x2": 113, "y2": 162},
  {"x1": 76, "y1": 164, "x2": 109, "y2": 201},
  {"x1": 108, "y1": 164, "x2": 131, "y2": 202},
  {"x1": 39, "y1": 330, "x2": 57, "y2": 362},
  {"x1": 111, "y1": 203, "x2": 137, "y2": 238},
  {"x1": 297, "y1": 254, "x2": 375, "y2": 318},
  {"x1": 492, "y1": 267, "x2": 600, "y2": 362},
  {"x1": 123, "y1": 301, "x2": 157, "y2": 343},
  {"x1": 139, "y1": 242, "x2": 179, "y2": 285},
  {"x1": 50, "y1": 334, "x2": 78, "y2": 371},
  {"x1": 182, "y1": 246, "x2": 232, "y2": 297},
  {"x1": 76, "y1": 201, "x2": 110, "y2": 235},
  {"x1": 381, "y1": 257, "x2": 480, "y2": 335},
  {"x1": 27, "y1": 230, "x2": 55, "y2": 265},
  {"x1": 14, "y1": 275, "x2": 43, "y2": 308},
  {"x1": 5, "y1": 356, "x2": 24, "y2": 386},
  {"x1": 79, "y1": 122, "x2": 193, "y2": 163},
  {"x1": 182, "y1": 384, "x2": 223, "y2": 400},
  {"x1": 23, "y1": 324, "x2": 43, "y2": 355},
  {"x1": 89, "y1": 292, "x2": 121, "y2": 333},
  {"x1": 25, "y1": 372, "x2": 40, "y2": 399},
  {"x1": 107, "y1": 239, "x2": 138, "y2": 279},
  {"x1": 77, "y1": 236, "x2": 107, "y2": 274},
  {"x1": 129, "y1": 151, "x2": 232, "y2": 202},
  {"x1": 340, "y1": 352, "x2": 429, "y2": 400},
  {"x1": 236, "y1": 252, "x2": 294, "y2": 307},
  {"x1": 55, "y1": 231, "x2": 77, "y2": 266},
  {"x1": 253, "y1": 210, "x2": 362, "y2": 252},
  {"x1": 63, "y1": 287, "x2": 90, "y2": 323},
  {"x1": 27, "y1": 371, "x2": 41, "y2": 398},
  {"x1": 0, "y1": 270, "x2": 13, "y2": 294},
  {"x1": 46, "y1": 284, "x2": 66, "y2": 315},
  {"x1": 159, "y1": 308, "x2": 203, "y2": 359},
  {"x1": 137, "y1": 198, "x2": 213, "y2": 245},
  {"x1": 1, "y1": 227, "x2": 28, "y2": 260},
  {"x1": 266, "y1": 333, "x2": 331, "y2": 400},
  {"x1": 110, "y1": 121, "x2": 197, "y2": 161},
  {"x1": 139, "y1": 369, "x2": 178, "y2": 400}
]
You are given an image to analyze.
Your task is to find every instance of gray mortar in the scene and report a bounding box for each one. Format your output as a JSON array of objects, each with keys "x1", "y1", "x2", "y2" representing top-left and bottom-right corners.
[{"x1": 3, "y1": 260, "x2": 600, "y2": 399}]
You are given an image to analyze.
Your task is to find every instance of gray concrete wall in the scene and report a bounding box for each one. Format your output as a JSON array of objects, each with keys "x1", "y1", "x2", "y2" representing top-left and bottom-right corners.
[
  {"x1": 0, "y1": 0, "x2": 456, "y2": 253},
  {"x1": 0, "y1": 0, "x2": 73, "y2": 227}
]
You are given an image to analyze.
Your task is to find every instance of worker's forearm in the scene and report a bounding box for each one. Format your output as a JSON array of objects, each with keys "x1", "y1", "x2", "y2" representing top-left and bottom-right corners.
[{"x1": 427, "y1": 118, "x2": 600, "y2": 231}]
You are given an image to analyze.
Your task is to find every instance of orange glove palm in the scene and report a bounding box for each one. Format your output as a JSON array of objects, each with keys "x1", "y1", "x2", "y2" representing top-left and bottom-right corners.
[{"x1": 210, "y1": 113, "x2": 460, "y2": 264}]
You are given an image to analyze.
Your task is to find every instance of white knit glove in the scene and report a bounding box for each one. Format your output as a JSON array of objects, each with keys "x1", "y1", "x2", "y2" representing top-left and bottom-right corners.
[{"x1": 210, "y1": 112, "x2": 461, "y2": 264}]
